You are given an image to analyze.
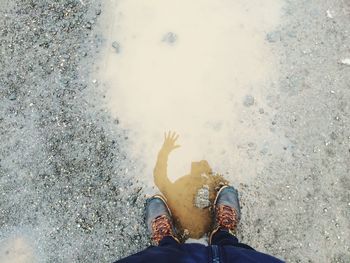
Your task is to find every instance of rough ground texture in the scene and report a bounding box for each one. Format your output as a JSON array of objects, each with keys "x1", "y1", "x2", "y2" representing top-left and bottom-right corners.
[
  {"x1": 239, "y1": 0, "x2": 350, "y2": 262},
  {"x1": 0, "y1": 1, "x2": 147, "y2": 262},
  {"x1": 0, "y1": 0, "x2": 349, "y2": 263}
]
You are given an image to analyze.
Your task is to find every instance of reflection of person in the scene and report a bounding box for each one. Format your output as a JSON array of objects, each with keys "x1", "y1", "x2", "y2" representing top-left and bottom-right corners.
[
  {"x1": 114, "y1": 185, "x2": 284, "y2": 262},
  {"x1": 153, "y1": 132, "x2": 228, "y2": 238}
]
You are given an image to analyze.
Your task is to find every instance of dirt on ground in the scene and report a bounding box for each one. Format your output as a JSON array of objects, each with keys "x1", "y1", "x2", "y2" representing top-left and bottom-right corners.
[{"x1": 0, "y1": 0, "x2": 349, "y2": 262}]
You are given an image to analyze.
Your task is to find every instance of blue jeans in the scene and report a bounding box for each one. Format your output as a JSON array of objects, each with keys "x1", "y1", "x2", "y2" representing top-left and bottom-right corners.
[
  {"x1": 159, "y1": 229, "x2": 254, "y2": 250},
  {"x1": 115, "y1": 229, "x2": 284, "y2": 263}
]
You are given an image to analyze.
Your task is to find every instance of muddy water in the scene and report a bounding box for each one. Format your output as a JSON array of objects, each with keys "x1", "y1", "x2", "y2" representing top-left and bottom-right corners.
[
  {"x1": 154, "y1": 156, "x2": 227, "y2": 238},
  {"x1": 98, "y1": 0, "x2": 283, "y2": 236},
  {"x1": 153, "y1": 132, "x2": 228, "y2": 238}
]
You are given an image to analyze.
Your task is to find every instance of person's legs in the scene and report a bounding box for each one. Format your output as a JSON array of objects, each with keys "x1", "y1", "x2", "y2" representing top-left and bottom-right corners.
[
  {"x1": 158, "y1": 236, "x2": 180, "y2": 247},
  {"x1": 210, "y1": 228, "x2": 255, "y2": 250},
  {"x1": 210, "y1": 228, "x2": 239, "y2": 246}
]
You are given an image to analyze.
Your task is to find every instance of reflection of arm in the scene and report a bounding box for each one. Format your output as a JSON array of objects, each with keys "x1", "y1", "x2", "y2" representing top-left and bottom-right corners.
[
  {"x1": 153, "y1": 148, "x2": 172, "y2": 194},
  {"x1": 154, "y1": 132, "x2": 180, "y2": 194}
]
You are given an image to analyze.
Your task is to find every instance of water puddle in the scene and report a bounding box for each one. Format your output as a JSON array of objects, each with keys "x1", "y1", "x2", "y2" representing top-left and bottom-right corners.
[
  {"x1": 97, "y1": 0, "x2": 284, "y2": 211},
  {"x1": 154, "y1": 132, "x2": 227, "y2": 238}
]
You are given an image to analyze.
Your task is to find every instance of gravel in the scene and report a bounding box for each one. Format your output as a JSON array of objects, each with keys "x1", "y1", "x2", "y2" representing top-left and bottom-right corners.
[
  {"x1": 238, "y1": 0, "x2": 350, "y2": 262},
  {"x1": 0, "y1": 1, "x2": 147, "y2": 262},
  {"x1": 0, "y1": 0, "x2": 349, "y2": 262}
]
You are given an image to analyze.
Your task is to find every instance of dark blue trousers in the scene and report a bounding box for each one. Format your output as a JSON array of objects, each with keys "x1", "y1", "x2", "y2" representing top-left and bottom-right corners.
[{"x1": 115, "y1": 230, "x2": 284, "y2": 263}]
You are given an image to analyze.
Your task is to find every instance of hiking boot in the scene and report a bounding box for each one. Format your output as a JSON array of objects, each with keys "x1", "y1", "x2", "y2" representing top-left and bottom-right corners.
[
  {"x1": 210, "y1": 186, "x2": 241, "y2": 240},
  {"x1": 145, "y1": 195, "x2": 178, "y2": 245}
]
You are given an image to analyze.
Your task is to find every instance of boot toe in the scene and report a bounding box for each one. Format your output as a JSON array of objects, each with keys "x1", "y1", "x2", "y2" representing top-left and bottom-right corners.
[
  {"x1": 215, "y1": 186, "x2": 241, "y2": 220},
  {"x1": 145, "y1": 196, "x2": 171, "y2": 230}
]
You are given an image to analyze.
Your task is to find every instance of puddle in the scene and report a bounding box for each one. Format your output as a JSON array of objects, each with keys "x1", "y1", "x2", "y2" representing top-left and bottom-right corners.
[
  {"x1": 154, "y1": 132, "x2": 228, "y2": 238},
  {"x1": 97, "y1": 0, "x2": 284, "y2": 190}
]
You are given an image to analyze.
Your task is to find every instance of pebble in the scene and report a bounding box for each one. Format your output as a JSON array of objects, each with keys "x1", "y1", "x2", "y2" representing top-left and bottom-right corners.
[
  {"x1": 326, "y1": 10, "x2": 334, "y2": 19},
  {"x1": 162, "y1": 32, "x2": 177, "y2": 44},
  {"x1": 330, "y1": 132, "x2": 337, "y2": 140},
  {"x1": 243, "y1": 95, "x2": 255, "y2": 107},
  {"x1": 287, "y1": 31, "x2": 297, "y2": 38},
  {"x1": 194, "y1": 185, "x2": 210, "y2": 209},
  {"x1": 112, "y1": 41, "x2": 121, "y2": 53},
  {"x1": 340, "y1": 58, "x2": 350, "y2": 66},
  {"x1": 85, "y1": 22, "x2": 92, "y2": 30},
  {"x1": 9, "y1": 93, "x2": 17, "y2": 101},
  {"x1": 266, "y1": 31, "x2": 281, "y2": 43},
  {"x1": 260, "y1": 147, "x2": 268, "y2": 155}
]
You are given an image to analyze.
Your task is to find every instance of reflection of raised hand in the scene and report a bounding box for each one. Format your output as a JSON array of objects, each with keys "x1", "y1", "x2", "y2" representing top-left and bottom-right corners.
[
  {"x1": 161, "y1": 131, "x2": 180, "y2": 154},
  {"x1": 154, "y1": 131, "x2": 180, "y2": 193}
]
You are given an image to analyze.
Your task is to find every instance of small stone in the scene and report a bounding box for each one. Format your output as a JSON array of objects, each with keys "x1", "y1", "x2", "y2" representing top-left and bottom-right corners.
[
  {"x1": 326, "y1": 10, "x2": 334, "y2": 19},
  {"x1": 259, "y1": 108, "x2": 264, "y2": 114},
  {"x1": 287, "y1": 31, "x2": 297, "y2": 38},
  {"x1": 183, "y1": 229, "x2": 190, "y2": 237},
  {"x1": 85, "y1": 22, "x2": 92, "y2": 30},
  {"x1": 340, "y1": 58, "x2": 350, "y2": 66},
  {"x1": 330, "y1": 132, "x2": 337, "y2": 140},
  {"x1": 9, "y1": 93, "x2": 17, "y2": 101},
  {"x1": 112, "y1": 41, "x2": 121, "y2": 53},
  {"x1": 194, "y1": 185, "x2": 210, "y2": 209},
  {"x1": 162, "y1": 32, "x2": 177, "y2": 44},
  {"x1": 243, "y1": 95, "x2": 255, "y2": 107},
  {"x1": 260, "y1": 147, "x2": 268, "y2": 155},
  {"x1": 96, "y1": 9, "x2": 102, "y2": 15},
  {"x1": 266, "y1": 31, "x2": 281, "y2": 43}
]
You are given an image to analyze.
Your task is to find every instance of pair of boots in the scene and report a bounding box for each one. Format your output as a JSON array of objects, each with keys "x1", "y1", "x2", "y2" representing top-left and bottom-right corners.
[{"x1": 146, "y1": 186, "x2": 241, "y2": 245}]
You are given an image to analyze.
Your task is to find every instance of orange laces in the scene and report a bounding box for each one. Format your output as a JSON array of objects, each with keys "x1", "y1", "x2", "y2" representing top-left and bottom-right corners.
[
  {"x1": 151, "y1": 215, "x2": 174, "y2": 245},
  {"x1": 216, "y1": 205, "x2": 238, "y2": 231}
]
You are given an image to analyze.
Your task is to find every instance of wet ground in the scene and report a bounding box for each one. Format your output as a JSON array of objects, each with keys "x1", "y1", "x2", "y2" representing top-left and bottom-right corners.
[
  {"x1": 98, "y1": 0, "x2": 284, "y2": 186},
  {"x1": 0, "y1": 0, "x2": 350, "y2": 262},
  {"x1": 153, "y1": 132, "x2": 228, "y2": 239}
]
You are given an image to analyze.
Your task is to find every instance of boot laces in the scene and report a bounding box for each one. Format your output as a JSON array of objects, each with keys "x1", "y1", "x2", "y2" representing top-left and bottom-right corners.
[
  {"x1": 151, "y1": 215, "x2": 174, "y2": 244},
  {"x1": 216, "y1": 205, "x2": 238, "y2": 230}
]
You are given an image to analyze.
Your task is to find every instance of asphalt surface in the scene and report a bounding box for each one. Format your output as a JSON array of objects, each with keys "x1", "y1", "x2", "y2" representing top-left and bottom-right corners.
[{"x1": 0, "y1": 0, "x2": 349, "y2": 262}]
